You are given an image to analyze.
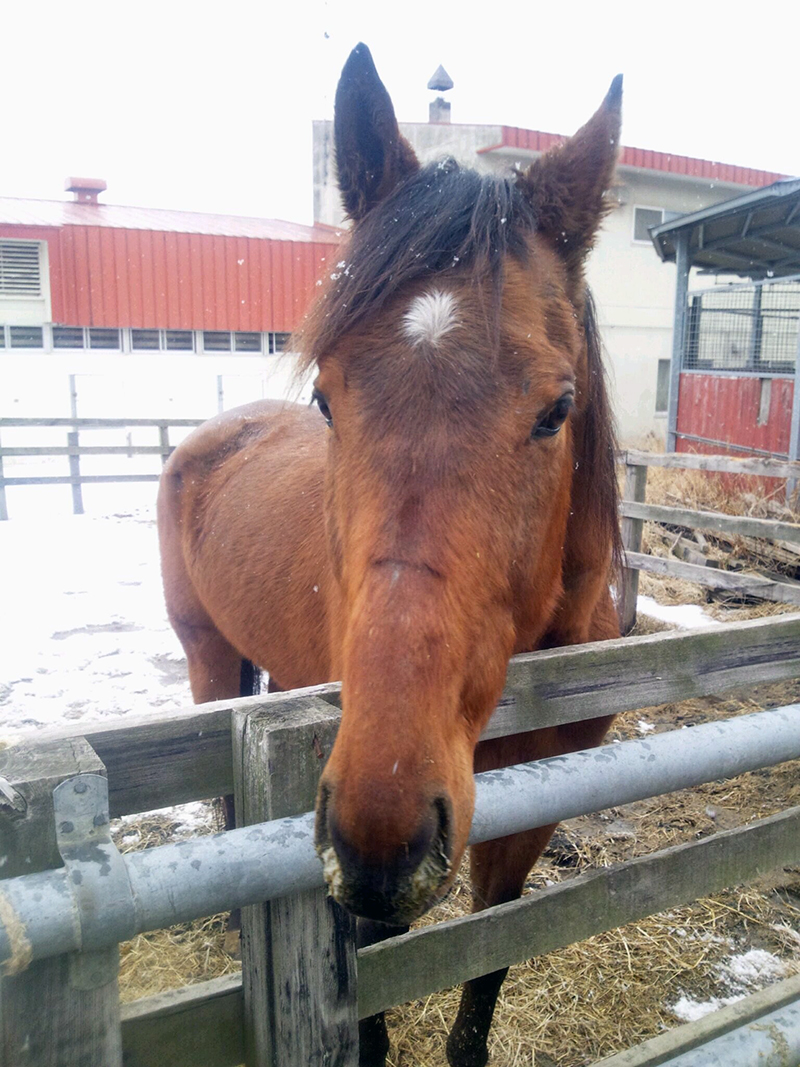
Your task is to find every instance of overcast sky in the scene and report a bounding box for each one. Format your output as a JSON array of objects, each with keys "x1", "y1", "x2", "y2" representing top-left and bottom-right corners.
[{"x1": 6, "y1": 1, "x2": 798, "y2": 226}]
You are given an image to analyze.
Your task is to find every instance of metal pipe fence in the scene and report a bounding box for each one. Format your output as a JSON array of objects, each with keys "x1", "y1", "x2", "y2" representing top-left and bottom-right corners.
[{"x1": 1, "y1": 704, "x2": 798, "y2": 973}]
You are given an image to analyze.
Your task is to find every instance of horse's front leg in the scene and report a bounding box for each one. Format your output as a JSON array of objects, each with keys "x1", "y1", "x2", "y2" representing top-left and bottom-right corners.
[
  {"x1": 446, "y1": 713, "x2": 614, "y2": 1067},
  {"x1": 445, "y1": 822, "x2": 558, "y2": 1067},
  {"x1": 357, "y1": 918, "x2": 410, "y2": 1067}
]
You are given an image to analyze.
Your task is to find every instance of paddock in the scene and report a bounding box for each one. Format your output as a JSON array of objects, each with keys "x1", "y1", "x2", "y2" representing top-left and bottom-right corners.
[
  {"x1": 2, "y1": 443, "x2": 800, "y2": 1064},
  {"x1": 1, "y1": 610, "x2": 800, "y2": 1066}
]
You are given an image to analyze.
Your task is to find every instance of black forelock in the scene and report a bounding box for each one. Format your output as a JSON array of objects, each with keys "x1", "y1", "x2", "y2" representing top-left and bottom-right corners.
[{"x1": 299, "y1": 159, "x2": 537, "y2": 363}]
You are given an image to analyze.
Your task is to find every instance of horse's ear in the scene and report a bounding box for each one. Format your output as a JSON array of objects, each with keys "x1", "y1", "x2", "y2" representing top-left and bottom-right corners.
[
  {"x1": 334, "y1": 43, "x2": 420, "y2": 222},
  {"x1": 520, "y1": 75, "x2": 622, "y2": 271}
]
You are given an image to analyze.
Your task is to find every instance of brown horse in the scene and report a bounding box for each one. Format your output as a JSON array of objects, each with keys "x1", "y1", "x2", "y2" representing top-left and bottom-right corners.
[{"x1": 158, "y1": 43, "x2": 622, "y2": 1067}]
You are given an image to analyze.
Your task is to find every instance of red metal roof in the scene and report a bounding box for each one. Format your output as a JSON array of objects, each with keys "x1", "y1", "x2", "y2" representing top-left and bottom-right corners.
[
  {"x1": 481, "y1": 127, "x2": 788, "y2": 188},
  {"x1": 0, "y1": 197, "x2": 341, "y2": 243}
]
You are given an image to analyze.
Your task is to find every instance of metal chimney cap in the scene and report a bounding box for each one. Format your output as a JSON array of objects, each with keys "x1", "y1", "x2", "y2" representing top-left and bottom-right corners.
[
  {"x1": 64, "y1": 177, "x2": 107, "y2": 204},
  {"x1": 427, "y1": 64, "x2": 453, "y2": 92}
]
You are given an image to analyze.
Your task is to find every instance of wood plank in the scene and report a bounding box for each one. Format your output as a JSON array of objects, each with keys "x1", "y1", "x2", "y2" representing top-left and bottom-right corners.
[
  {"x1": 0, "y1": 419, "x2": 204, "y2": 429},
  {"x1": 76, "y1": 686, "x2": 338, "y2": 818},
  {"x1": 591, "y1": 973, "x2": 800, "y2": 1066},
  {"x1": 0, "y1": 446, "x2": 168, "y2": 457},
  {"x1": 121, "y1": 974, "x2": 244, "y2": 1067},
  {"x1": 357, "y1": 806, "x2": 800, "y2": 1018},
  {"x1": 620, "y1": 499, "x2": 800, "y2": 545},
  {"x1": 1, "y1": 475, "x2": 162, "y2": 486},
  {"x1": 620, "y1": 462, "x2": 648, "y2": 634},
  {"x1": 492, "y1": 611, "x2": 800, "y2": 738},
  {"x1": 30, "y1": 614, "x2": 800, "y2": 817},
  {"x1": 621, "y1": 449, "x2": 800, "y2": 481},
  {"x1": 626, "y1": 551, "x2": 800, "y2": 606},
  {"x1": 232, "y1": 695, "x2": 359, "y2": 1067}
]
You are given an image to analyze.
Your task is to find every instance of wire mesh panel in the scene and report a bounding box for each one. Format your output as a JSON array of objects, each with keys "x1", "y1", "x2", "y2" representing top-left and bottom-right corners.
[{"x1": 684, "y1": 278, "x2": 800, "y2": 374}]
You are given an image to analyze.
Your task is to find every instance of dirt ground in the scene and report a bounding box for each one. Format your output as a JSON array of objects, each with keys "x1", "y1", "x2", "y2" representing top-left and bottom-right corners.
[{"x1": 114, "y1": 466, "x2": 800, "y2": 1066}]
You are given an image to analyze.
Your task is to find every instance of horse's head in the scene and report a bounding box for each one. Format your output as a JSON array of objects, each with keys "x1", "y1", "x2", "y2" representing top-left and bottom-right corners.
[{"x1": 307, "y1": 44, "x2": 621, "y2": 924}]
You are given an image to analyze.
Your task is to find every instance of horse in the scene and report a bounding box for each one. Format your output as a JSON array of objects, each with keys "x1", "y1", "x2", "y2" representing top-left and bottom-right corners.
[{"x1": 158, "y1": 43, "x2": 622, "y2": 1067}]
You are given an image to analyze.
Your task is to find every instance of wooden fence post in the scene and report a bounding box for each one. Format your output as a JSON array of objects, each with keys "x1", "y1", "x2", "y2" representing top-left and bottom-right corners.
[
  {"x1": 0, "y1": 738, "x2": 123, "y2": 1066},
  {"x1": 620, "y1": 458, "x2": 648, "y2": 635},
  {"x1": 0, "y1": 431, "x2": 8, "y2": 521},
  {"x1": 232, "y1": 694, "x2": 359, "y2": 1067},
  {"x1": 67, "y1": 430, "x2": 84, "y2": 515},
  {"x1": 159, "y1": 424, "x2": 170, "y2": 466}
]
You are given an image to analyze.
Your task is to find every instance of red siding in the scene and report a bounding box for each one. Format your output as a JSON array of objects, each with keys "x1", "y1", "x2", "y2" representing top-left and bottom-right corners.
[
  {"x1": 676, "y1": 373, "x2": 795, "y2": 457},
  {"x1": 0, "y1": 222, "x2": 337, "y2": 332}
]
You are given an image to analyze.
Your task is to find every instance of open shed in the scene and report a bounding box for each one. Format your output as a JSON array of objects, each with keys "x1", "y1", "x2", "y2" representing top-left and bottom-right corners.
[{"x1": 650, "y1": 177, "x2": 800, "y2": 467}]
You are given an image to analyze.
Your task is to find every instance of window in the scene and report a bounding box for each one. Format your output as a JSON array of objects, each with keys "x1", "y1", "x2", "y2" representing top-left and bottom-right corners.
[
  {"x1": 9, "y1": 325, "x2": 44, "y2": 348},
  {"x1": 165, "y1": 330, "x2": 193, "y2": 351},
  {"x1": 268, "y1": 332, "x2": 290, "y2": 354},
  {"x1": 0, "y1": 241, "x2": 41, "y2": 296},
  {"x1": 53, "y1": 326, "x2": 85, "y2": 348},
  {"x1": 203, "y1": 331, "x2": 232, "y2": 351},
  {"x1": 655, "y1": 358, "x2": 670, "y2": 414},
  {"x1": 131, "y1": 329, "x2": 161, "y2": 350},
  {"x1": 633, "y1": 207, "x2": 664, "y2": 244},
  {"x1": 234, "y1": 332, "x2": 262, "y2": 353},
  {"x1": 88, "y1": 328, "x2": 121, "y2": 349}
]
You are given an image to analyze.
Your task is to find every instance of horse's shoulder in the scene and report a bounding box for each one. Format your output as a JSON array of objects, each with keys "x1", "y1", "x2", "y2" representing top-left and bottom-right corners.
[{"x1": 165, "y1": 400, "x2": 317, "y2": 475}]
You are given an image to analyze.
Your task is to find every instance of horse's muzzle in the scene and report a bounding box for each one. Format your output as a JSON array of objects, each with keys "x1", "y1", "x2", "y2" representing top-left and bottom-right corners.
[{"x1": 314, "y1": 787, "x2": 453, "y2": 924}]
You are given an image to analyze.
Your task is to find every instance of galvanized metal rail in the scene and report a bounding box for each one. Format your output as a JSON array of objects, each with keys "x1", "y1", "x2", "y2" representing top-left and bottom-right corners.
[{"x1": 1, "y1": 703, "x2": 798, "y2": 972}]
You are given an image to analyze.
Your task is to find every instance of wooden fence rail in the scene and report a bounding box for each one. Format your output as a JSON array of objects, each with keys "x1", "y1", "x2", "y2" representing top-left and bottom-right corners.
[
  {"x1": 35, "y1": 612, "x2": 800, "y2": 818},
  {"x1": 0, "y1": 417, "x2": 204, "y2": 519},
  {"x1": 2, "y1": 614, "x2": 800, "y2": 1066},
  {"x1": 618, "y1": 449, "x2": 800, "y2": 631}
]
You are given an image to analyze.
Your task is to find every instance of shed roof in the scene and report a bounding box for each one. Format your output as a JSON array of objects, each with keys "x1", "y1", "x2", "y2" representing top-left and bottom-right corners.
[
  {"x1": 649, "y1": 177, "x2": 800, "y2": 278},
  {"x1": 0, "y1": 197, "x2": 342, "y2": 243},
  {"x1": 478, "y1": 126, "x2": 788, "y2": 189}
]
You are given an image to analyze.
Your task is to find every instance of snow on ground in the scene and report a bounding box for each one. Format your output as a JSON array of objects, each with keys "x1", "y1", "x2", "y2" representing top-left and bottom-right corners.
[
  {"x1": 669, "y1": 949, "x2": 791, "y2": 1022},
  {"x1": 1, "y1": 492, "x2": 720, "y2": 739},
  {"x1": 636, "y1": 594, "x2": 720, "y2": 631},
  {"x1": 0, "y1": 494, "x2": 188, "y2": 737}
]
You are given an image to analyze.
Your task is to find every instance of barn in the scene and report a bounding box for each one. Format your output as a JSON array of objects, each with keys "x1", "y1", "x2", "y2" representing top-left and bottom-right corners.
[
  {"x1": 0, "y1": 179, "x2": 341, "y2": 416},
  {"x1": 650, "y1": 176, "x2": 800, "y2": 469}
]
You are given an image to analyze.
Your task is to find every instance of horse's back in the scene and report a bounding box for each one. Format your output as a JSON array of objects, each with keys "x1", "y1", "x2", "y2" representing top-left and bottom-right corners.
[{"x1": 158, "y1": 399, "x2": 333, "y2": 687}]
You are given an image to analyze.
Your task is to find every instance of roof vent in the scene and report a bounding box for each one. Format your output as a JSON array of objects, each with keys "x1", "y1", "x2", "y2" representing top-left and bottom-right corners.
[
  {"x1": 65, "y1": 177, "x2": 107, "y2": 204},
  {"x1": 427, "y1": 64, "x2": 453, "y2": 125}
]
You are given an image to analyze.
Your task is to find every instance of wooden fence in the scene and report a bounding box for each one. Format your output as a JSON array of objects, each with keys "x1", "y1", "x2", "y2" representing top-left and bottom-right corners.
[
  {"x1": 2, "y1": 613, "x2": 800, "y2": 1065},
  {"x1": 0, "y1": 417, "x2": 204, "y2": 519},
  {"x1": 618, "y1": 448, "x2": 800, "y2": 633}
]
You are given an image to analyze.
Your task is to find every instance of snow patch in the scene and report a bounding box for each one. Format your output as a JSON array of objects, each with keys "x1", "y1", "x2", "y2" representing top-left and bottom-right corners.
[
  {"x1": 719, "y1": 949, "x2": 787, "y2": 988},
  {"x1": 637, "y1": 595, "x2": 720, "y2": 630},
  {"x1": 670, "y1": 994, "x2": 744, "y2": 1023}
]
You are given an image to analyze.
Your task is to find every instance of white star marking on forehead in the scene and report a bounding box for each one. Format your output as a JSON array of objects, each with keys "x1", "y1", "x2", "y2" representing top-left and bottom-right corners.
[{"x1": 402, "y1": 290, "x2": 459, "y2": 348}]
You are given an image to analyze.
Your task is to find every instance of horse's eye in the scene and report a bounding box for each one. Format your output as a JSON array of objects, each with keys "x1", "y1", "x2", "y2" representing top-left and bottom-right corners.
[
  {"x1": 312, "y1": 388, "x2": 333, "y2": 427},
  {"x1": 532, "y1": 394, "x2": 574, "y2": 439}
]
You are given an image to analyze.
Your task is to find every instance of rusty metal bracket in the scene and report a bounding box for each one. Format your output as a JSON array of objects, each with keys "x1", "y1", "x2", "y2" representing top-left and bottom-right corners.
[{"x1": 53, "y1": 774, "x2": 137, "y2": 969}]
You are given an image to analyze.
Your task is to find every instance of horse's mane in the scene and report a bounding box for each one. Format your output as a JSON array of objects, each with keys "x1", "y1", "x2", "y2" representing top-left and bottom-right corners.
[
  {"x1": 579, "y1": 290, "x2": 623, "y2": 577},
  {"x1": 297, "y1": 159, "x2": 535, "y2": 368}
]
